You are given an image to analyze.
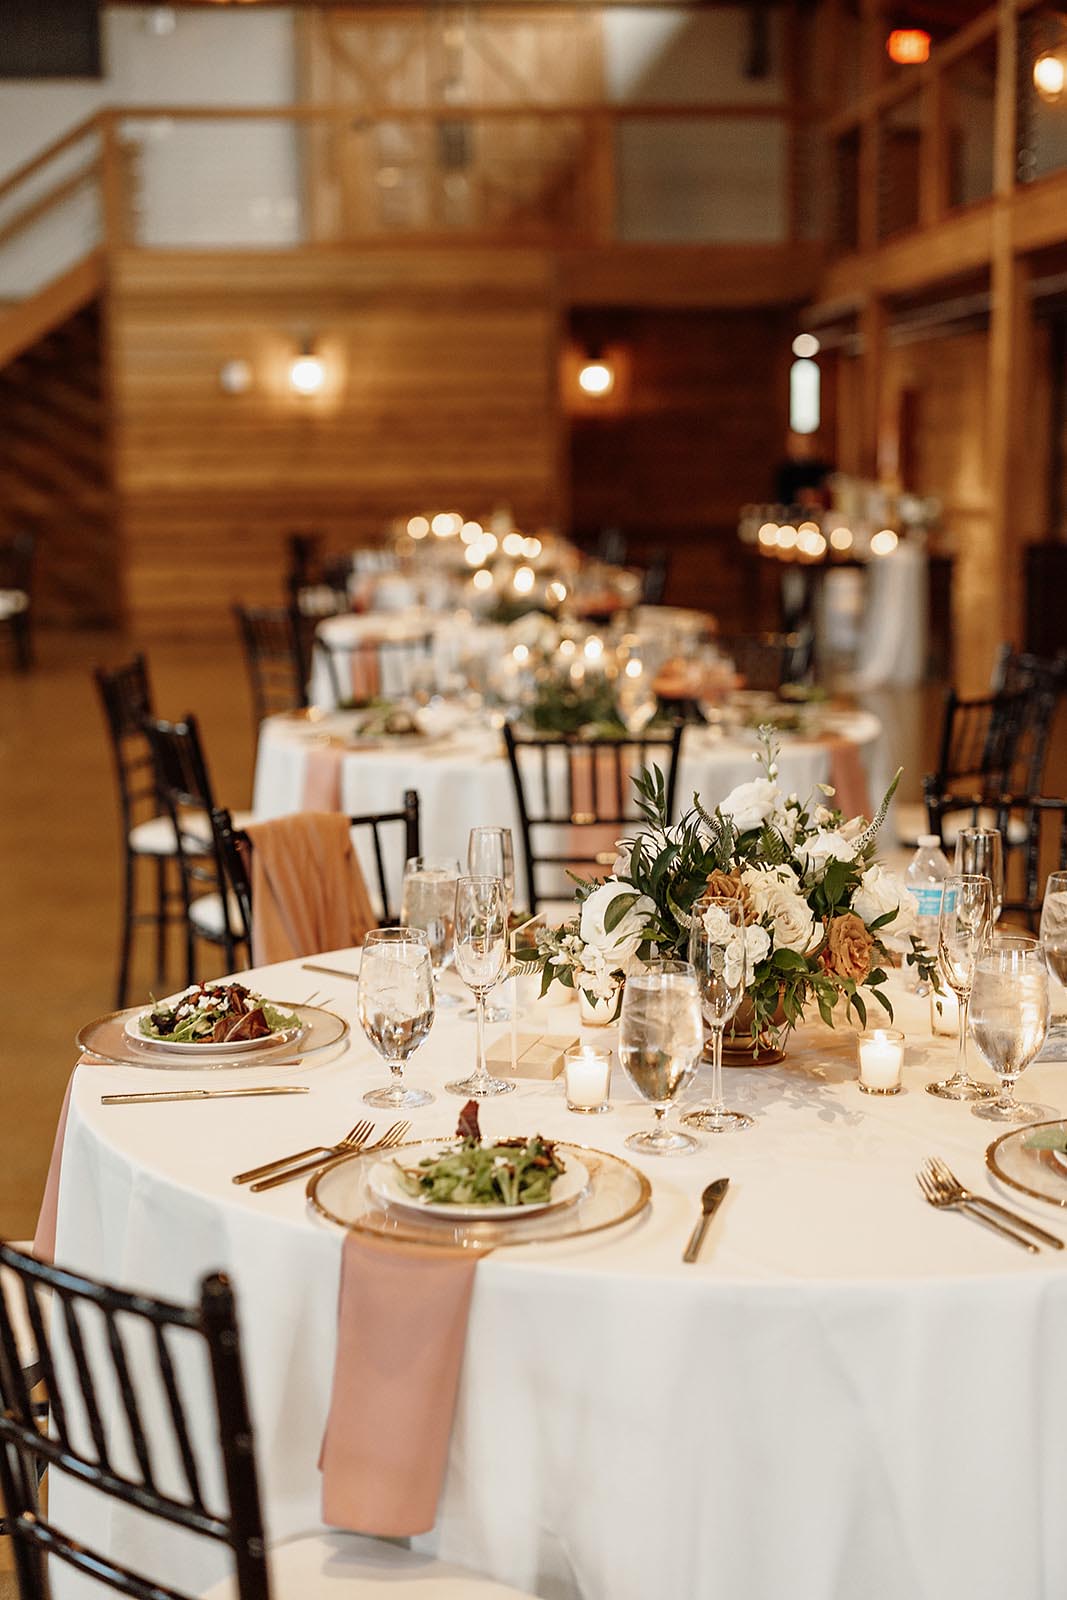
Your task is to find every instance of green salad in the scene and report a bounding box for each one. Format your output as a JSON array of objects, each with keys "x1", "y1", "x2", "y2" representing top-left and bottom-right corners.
[
  {"x1": 139, "y1": 982, "x2": 299, "y2": 1045},
  {"x1": 393, "y1": 1103, "x2": 565, "y2": 1207}
]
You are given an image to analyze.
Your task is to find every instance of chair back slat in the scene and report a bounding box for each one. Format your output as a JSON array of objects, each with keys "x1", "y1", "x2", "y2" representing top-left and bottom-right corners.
[
  {"x1": 0, "y1": 1242, "x2": 271, "y2": 1600},
  {"x1": 94, "y1": 655, "x2": 162, "y2": 826},
  {"x1": 233, "y1": 604, "x2": 309, "y2": 729},
  {"x1": 314, "y1": 632, "x2": 435, "y2": 706}
]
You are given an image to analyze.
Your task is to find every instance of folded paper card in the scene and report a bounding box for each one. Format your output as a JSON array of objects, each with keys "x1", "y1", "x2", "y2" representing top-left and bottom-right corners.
[{"x1": 485, "y1": 1032, "x2": 578, "y2": 1080}]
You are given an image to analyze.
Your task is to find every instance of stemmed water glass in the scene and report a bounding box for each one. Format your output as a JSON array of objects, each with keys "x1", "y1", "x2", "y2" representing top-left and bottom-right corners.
[
  {"x1": 927, "y1": 873, "x2": 995, "y2": 1100},
  {"x1": 615, "y1": 640, "x2": 658, "y2": 735},
  {"x1": 400, "y1": 855, "x2": 460, "y2": 1009},
  {"x1": 1039, "y1": 871, "x2": 1067, "y2": 1042},
  {"x1": 358, "y1": 928, "x2": 435, "y2": 1109},
  {"x1": 970, "y1": 937, "x2": 1051, "y2": 1123},
  {"x1": 467, "y1": 827, "x2": 515, "y2": 1022},
  {"x1": 682, "y1": 896, "x2": 754, "y2": 1134},
  {"x1": 617, "y1": 961, "x2": 705, "y2": 1155},
  {"x1": 955, "y1": 827, "x2": 1004, "y2": 923},
  {"x1": 445, "y1": 875, "x2": 514, "y2": 1099}
]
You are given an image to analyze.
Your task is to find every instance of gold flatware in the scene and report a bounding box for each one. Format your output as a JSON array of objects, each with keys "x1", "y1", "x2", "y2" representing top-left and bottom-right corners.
[
  {"x1": 916, "y1": 1166, "x2": 1037, "y2": 1252},
  {"x1": 102, "y1": 1086, "x2": 310, "y2": 1106},
  {"x1": 233, "y1": 1118, "x2": 375, "y2": 1186},
  {"x1": 249, "y1": 1119, "x2": 411, "y2": 1193},
  {"x1": 682, "y1": 1177, "x2": 729, "y2": 1264},
  {"x1": 923, "y1": 1156, "x2": 1063, "y2": 1250},
  {"x1": 301, "y1": 963, "x2": 360, "y2": 982}
]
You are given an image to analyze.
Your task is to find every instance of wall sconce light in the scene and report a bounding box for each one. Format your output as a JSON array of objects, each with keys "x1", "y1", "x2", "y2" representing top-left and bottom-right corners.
[
  {"x1": 219, "y1": 358, "x2": 252, "y2": 395},
  {"x1": 1034, "y1": 48, "x2": 1067, "y2": 100},
  {"x1": 289, "y1": 341, "x2": 325, "y2": 397},
  {"x1": 886, "y1": 29, "x2": 931, "y2": 65},
  {"x1": 578, "y1": 358, "x2": 615, "y2": 397}
]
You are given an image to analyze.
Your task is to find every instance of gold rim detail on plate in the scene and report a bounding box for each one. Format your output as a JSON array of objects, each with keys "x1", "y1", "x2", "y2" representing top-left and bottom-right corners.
[
  {"x1": 306, "y1": 1137, "x2": 652, "y2": 1251},
  {"x1": 985, "y1": 1120, "x2": 1067, "y2": 1209},
  {"x1": 75, "y1": 1002, "x2": 349, "y2": 1071}
]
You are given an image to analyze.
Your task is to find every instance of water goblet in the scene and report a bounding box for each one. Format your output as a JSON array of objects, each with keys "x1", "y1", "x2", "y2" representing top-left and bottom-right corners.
[
  {"x1": 970, "y1": 938, "x2": 1051, "y2": 1123},
  {"x1": 466, "y1": 827, "x2": 516, "y2": 1022},
  {"x1": 618, "y1": 961, "x2": 705, "y2": 1155},
  {"x1": 445, "y1": 875, "x2": 514, "y2": 1099},
  {"x1": 1039, "y1": 871, "x2": 1067, "y2": 1040},
  {"x1": 358, "y1": 928, "x2": 435, "y2": 1110},
  {"x1": 400, "y1": 855, "x2": 460, "y2": 1009},
  {"x1": 927, "y1": 873, "x2": 995, "y2": 1100},
  {"x1": 954, "y1": 827, "x2": 1004, "y2": 923},
  {"x1": 615, "y1": 640, "x2": 658, "y2": 735},
  {"x1": 682, "y1": 896, "x2": 754, "y2": 1134}
]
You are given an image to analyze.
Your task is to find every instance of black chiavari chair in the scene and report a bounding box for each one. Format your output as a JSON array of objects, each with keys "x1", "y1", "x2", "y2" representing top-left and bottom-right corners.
[
  {"x1": 0, "y1": 529, "x2": 34, "y2": 671},
  {"x1": 314, "y1": 631, "x2": 436, "y2": 706},
  {"x1": 720, "y1": 630, "x2": 811, "y2": 692},
  {"x1": 233, "y1": 605, "x2": 311, "y2": 730},
  {"x1": 920, "y1": 688, "x2": 1030, "y2": 845},
  {"x1": 985, "y1": 794, "x2": 1067, "y2": 929},
  {"x1": 503, "y1": 722, "x2": 684, "y2": 914},
  {"x1": 212, "y1": 790, "x2": 420, "y2": 936}
]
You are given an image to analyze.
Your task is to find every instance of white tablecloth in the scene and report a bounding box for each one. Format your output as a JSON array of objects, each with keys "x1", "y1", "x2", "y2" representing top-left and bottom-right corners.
[
  {"x1": 49, "y1": 961, "x2": 1067, "y2": 1600},
  {"x1": 253, "y1": 711, "x2": 884, "y2": 910}
]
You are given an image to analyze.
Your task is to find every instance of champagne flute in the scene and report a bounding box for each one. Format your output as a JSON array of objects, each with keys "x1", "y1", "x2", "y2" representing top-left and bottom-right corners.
[
  {"x1": 682, "y1": 896, "x2": 754, "y2": 1134},
  {"x1": 618, "y1": 961, "x2": 704, "y2": 1155},
  {"x1": 400, "y1": 855, "x2": 460, "y2": 1009},
  {"x1": 467, "y1": 827, "x2": 515, "y2": 1022},
  {"x1": 954, "y1": 827, "x2": 1004, "y2": 923},
  {"x1": 927, "y1": 873, "x2": 995, "y2": 1100},
  {"x1": 446, "y1": 875, "x2": 514, "y2": 1099},
  {"x1": 970, "y1": 938, "x2": 1051, "y2": 1123},
  {"x1": 358, "y1": 928, "x2": 435, "y2": 1109},
  {"x1": 1039, "y1": 871, "x2": 1067, "y2": 1039}
]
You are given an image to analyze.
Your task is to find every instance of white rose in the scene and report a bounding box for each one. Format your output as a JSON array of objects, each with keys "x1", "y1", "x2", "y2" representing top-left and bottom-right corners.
[
  {"x1": 579, "y1": 882, "x2": 656, "y2": 967},
  {"x1": 743, "y1": 867, "x2": 820, "y2": 955},
  {"x1": 744, "y1": 923, "x2": 772, "y2": 968},
  {"x1": 853, "y1": 864, "x2": 918, "y2": 937},
  {"x1": 718, "y1": 777, "x2": 781, "y2": 833},
  {"x1": 799, "y1": 830, "x2": 857, "y2": 874}
]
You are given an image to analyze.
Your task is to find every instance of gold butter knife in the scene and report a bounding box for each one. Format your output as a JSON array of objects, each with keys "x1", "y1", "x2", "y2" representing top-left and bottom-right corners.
[{"x1": 101, "y1": 1086, "x2": 310, "y2": 1106}]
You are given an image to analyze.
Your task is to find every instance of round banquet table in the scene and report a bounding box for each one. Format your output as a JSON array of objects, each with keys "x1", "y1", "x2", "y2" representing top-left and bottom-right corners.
[
  {"x1": 253, "y1": 708, "x2": 885, "y2": 911},
  {"x1": 48, "y1": 960, "x2": 1067, "y2": 1600}
]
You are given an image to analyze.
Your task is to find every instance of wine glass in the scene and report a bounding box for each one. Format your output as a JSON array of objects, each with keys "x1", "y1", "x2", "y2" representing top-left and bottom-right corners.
[
  {"x1": 927, "y1": 873, "x2": 995, "y2": 1100},
  {"x1": 682, "y1": 897, "x2": 754, "y2": 1134},
  {"x1": 446, "y1": 875, "x2": 514, "y2": 1099},
  {"x1": 970, "y1": 938, "x2": 1051, "y2": 1123},
  {"x1": 618, "y1": 961, "x2": 705, "y2": 1155},
  {"x1": 358, "y1": 928, "x2": 435, "y2": 1109},
  {"x1": 467, "y1": 827, "x2": 515, "y2": 1022},
  {"x1": 1039, "y1": 871, "x2": 1067, "y2": 1040},
  {"x1": 400, "y1": 855, "x2": 460, "y2": 1009},
  {"x1": 954, "y1": 827, "x2": 1004, "y2": 923},
  {"x1": 615, "y1": 642, "x2": 658, "y2": 735}
]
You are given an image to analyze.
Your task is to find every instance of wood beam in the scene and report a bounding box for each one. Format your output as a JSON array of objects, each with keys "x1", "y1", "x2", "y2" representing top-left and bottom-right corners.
[
  {"x1": 858, "y1": 294, "x2": 887, "y2": 478},
  {"x1": 984, "y1": 215, "x2": 1032, "y2": 667}
]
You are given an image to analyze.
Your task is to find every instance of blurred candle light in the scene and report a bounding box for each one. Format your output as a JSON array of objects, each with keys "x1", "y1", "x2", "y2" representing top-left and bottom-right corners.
[
  {"x1": 460, "y1": 520, "x2": 483, "y2": 544},
  {"x1": 431, "y1": 512, "x2": 462, "y2": 538},
  {"x1": 514, "y1": 565, "x2": 536, "y2": 594},
  {"x1": 472, "y1": 568, "x2": 494, "y2": 592},
  {"x1": 758, "y1": 522, "x2": 779, "y2": 549},
  {"x1": 584, "y1": 635, "x2": 604, "y2": 662},
  {"x1": 407, "y1": 516, "x2": 430, "y2": 540},
  {"x1": 502, "y1": 532, "x2": 525, "y2": 557},
  {"x1": 829, "y1": 526, "x2": 854, "y2": 552},
  {"x1": 870, "y1": 528, "x2": 899, "y2": 556},
  {"x1": 547, "y1": 580, "x2": 568, "y2": 603}
]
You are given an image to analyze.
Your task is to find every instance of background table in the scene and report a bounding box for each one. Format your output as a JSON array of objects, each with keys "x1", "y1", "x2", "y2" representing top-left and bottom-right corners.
[
  {"x1": 253, "y1": 709, "x2": 885, "y2": 909},
  {"x1": 49, "y1": 958, "x2": 1067, "y2": 1600}
]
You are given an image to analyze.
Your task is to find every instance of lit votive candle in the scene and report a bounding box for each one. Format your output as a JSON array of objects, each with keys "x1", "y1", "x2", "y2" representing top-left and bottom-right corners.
[
  {"x1": 857, "y1": 1028, "x2": 905, "y2": 1095},
  {"x1": 930, "y1": 986, "x2": 960, "y2": 1038},
  {"x1": 564, "y1": 1045, "x2": 612, "y2": 1114}
]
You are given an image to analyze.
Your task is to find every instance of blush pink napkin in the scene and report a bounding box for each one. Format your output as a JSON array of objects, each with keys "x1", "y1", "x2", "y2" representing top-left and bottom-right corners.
[
  {"x1": 349, "y1": 644, "x2": 381, "y2": 702},
  {"x1": 302, "y1": 742, "x2": 345, "y2": 810},
  {"x1": 320, "y1": 1232, "x2": 478, "y2": 1536},
  {"x1": 33, "y1": 1073, "x2": 74, "y2": 1263},
  {"x1": 826, "y1": 737, "x2": 872, "y2": 820},
  {"x1": 245, "y1": 812, "x2": 376, "y2": 966}
]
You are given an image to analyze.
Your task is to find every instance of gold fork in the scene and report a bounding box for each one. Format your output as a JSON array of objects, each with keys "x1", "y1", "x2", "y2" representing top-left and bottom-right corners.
[
  {"x1": 249, "y1": 1120, "x2": 411, "y2": 1192},
  {"x1": 924, "y1": 1156, "x2": 1063, "y2": 1249},
  {"x1": 915, "y1": 1167, "x2": 1036, "y2": 1252},
  {"x1": 233, "y1": 1118, "x2": 374, "y2": 1186}
]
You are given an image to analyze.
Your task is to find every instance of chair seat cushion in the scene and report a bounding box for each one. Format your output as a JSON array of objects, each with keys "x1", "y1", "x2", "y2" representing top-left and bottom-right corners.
[
  {"x1": 129, "y1": 810, "x2": 254, "y2": 858},
  {"x1": 189, "y1": 891, "x2": 245, "y2": 941},
  {"x1": 200, "y1": 1529, "x2": 536, "y2": 1599},
  {"x1": 895, "y1": 801, "x2": 1028, "y2": 849}
]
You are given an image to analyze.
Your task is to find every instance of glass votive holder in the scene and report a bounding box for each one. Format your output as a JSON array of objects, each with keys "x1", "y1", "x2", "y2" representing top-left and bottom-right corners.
[
  {"x1": 857, "y1": 1028, "x2": 905, "y2": 1095},
  {"x1": 930, "y1": 986, "x2": 960, "y2": 1038},
  {"x1": 563, "y1": 1044, "x2": 612, "y2": 1114}
]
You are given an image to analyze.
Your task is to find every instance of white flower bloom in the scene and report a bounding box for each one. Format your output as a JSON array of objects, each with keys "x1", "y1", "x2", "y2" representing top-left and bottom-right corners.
[
  {"x1": 853, "y1": 863, "x2": 918, "y2": 936},
  {"x1": 718, "y1": 777, "x2": 780, "y2": 834},
  {"x1": 579, "y1": 881, "x2": 656, "y2": 967},
  {"x1": 744, "y1": 923, "x2": 772, "y2": 968},
  {"x1": 742, "y1": 866, "x2": 821, "y2": 954},
  {"x1": 799, "y1": 830, "x2": 857, "y2": 874}
]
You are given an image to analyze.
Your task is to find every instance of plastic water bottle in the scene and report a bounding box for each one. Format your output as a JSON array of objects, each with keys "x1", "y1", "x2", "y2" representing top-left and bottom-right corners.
[{"x1": 905, "y1": 834, "x2": 951, "y2": 993}]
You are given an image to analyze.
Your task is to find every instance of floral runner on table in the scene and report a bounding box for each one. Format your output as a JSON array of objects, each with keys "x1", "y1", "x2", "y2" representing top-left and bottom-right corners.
[{"x1": 524, "y1": 731, "x2": 938, "y2": 1047}]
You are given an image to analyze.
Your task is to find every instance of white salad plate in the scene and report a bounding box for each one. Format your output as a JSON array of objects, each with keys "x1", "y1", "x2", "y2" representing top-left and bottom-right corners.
[
  {"x1": 1051, "y1": 1147, "x2": 1067, "y2": 1175},
  {"x1": 367, "y1": 1140, "x2": 590, "y2": 1221},
  {"x1": 125, "y1": 989, "x2": 304, "y2": 1055}
]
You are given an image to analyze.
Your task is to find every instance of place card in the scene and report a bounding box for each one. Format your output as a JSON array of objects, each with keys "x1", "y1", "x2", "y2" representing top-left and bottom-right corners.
[{"x1": 485, "y1": 1032, "x2": 578, "y2": 1081}]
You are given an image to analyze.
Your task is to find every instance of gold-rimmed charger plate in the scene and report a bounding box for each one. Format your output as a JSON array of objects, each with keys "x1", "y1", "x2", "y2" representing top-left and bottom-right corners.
[
  {"x1": 986, "y1": 1119, "x2": 1067, "y2": 1208},
  {"x1": 76, "y1": 1002, "x2": 349, "y2": 1071},
  {"x1": 307, "y1": 1137, "x2": 651, "y2": 1253}
]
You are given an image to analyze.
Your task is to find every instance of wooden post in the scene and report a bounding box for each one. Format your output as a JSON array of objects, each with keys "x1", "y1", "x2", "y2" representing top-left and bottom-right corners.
[
  {"x1": 99, "y1": 110, "x2": 126, "y2": 250},
  {"x1": 918, "y1": 68, "x2": 949, "y2": 227},
  {"x1": 858, "y1": 294, "x2": 886, "y2": 479}
]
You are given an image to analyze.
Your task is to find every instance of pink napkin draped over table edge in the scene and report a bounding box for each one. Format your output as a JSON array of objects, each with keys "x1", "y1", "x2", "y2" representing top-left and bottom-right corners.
[
  {"x1": 824, "y1": 735, "x2": 872, "y2": 821},
  {"x1": 243, "y1": 812, "x2": 376, "y2": 966}
]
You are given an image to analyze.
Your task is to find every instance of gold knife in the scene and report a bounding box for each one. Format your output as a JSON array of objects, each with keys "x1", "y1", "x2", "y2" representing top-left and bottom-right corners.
[
  {"x1": 101, "y1": 1086, "x2": 310, "y2": 1106},
  {"x1": 300, "y1": 963, "x2": 359, "y2": 982},
  {"x1": 683, "y1": 1177, "x2": 730, "y2": 1263}
]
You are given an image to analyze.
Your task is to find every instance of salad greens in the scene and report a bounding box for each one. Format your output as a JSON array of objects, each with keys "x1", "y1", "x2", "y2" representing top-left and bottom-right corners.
[
  {"x1": 393, "y1": 1102, "x2": 565, "y2": 1206},
  {"x1": 139, "y1": 982, "x2": 299, "y2": 1045}
]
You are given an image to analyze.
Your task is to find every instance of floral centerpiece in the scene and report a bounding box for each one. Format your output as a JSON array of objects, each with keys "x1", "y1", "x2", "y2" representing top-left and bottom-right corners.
[{"x1": 523, "y1": 731, "x2": 938, "y2": 1044}]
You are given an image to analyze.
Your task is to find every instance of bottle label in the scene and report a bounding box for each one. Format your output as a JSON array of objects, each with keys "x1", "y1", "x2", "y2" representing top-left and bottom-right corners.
[{"x1": 913, "y1": 886, "x2": 945, "y2": 916}]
